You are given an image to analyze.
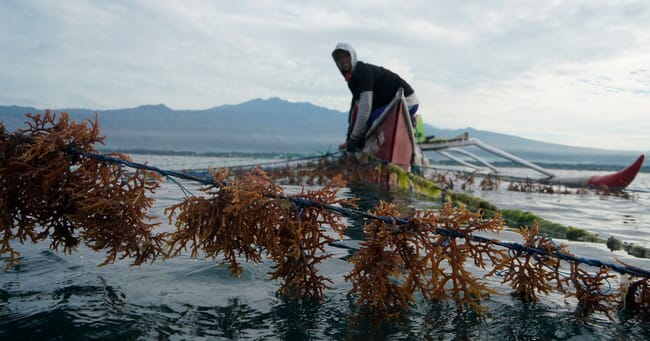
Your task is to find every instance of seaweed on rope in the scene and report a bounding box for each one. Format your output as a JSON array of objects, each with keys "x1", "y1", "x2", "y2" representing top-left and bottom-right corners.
[
  {"x1": 164, "y1": 168, "x2": 353, "y2": 300},
  {"x1": 1, "y1": 111, "x2": 165, "y2": 267},
  {"x1": 346, "y1": 202, "x2": 506, "y2": 319},
  {"x1": 2, "y1": 111, "x2": 650, "y2": 321},
  {"x1": 498, "y1": 223, "x2": 566, "y2": 303}
]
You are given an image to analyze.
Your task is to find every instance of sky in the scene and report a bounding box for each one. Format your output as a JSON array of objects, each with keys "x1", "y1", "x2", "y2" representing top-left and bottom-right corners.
[{"x1": 1, "y1": 1, "x2": 649, "y2": 151}]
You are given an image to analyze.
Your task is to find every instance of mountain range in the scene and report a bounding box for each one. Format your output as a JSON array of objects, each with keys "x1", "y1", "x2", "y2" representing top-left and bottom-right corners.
[{"x1": 1, "y1": 98, "x2": 647, "y2": 168}]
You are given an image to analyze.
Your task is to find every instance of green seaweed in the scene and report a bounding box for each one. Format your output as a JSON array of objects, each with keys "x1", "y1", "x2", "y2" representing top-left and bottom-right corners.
[
  {"x1": 626, "y1": 244, "x2": 650, "y2": 258},
  {"x1": 386, "y1": 164, "x2": 446, "y2": 201},
  {"x1": 448, "y1": 191, "x2": 498, "y2": 212},
  {"x1": 386, "y1": 165, "x2": 600, "y2": 243},
  {"x1": 499, "y1": 209, "x2": 600, "y2": 242}
]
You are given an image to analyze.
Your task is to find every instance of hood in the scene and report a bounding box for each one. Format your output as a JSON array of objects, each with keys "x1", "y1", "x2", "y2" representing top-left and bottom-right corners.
[{"x1": 331, "y1": 42, "x2": 358, "y2": 75}]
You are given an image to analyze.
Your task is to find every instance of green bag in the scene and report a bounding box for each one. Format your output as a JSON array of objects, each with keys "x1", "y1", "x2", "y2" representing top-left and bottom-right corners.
[{"x1": 414, "y1": 115, "x2": 425, "y2": 144}]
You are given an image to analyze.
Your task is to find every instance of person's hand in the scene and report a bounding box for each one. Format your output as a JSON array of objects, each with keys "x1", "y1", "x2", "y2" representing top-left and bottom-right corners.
[
  {"x1": 346, "y1": 138, "x2": 364, "y2": 153},
  {"x1": 338, "y1": 142, "x2": 347, "y2": 150}
]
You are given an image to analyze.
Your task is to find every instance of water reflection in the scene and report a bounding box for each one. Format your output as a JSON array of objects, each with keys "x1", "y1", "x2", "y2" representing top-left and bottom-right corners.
[{"x1": 269, "y1": 298, "x2": 322, "y2": 339}]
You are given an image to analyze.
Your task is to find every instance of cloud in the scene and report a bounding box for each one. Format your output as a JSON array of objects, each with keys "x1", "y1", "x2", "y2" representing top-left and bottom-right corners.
[
  {"x1": 423, "y1": 51, "x2": 650, "y2": 150},
  {"x1": 1, "y1": 0, "x2": 649, "y2": 150}
]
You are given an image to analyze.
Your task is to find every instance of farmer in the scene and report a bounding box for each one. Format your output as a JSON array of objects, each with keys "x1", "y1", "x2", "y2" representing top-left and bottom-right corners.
[{"x1": 332, "y1": 42, "x2": 420, "y2": 152}]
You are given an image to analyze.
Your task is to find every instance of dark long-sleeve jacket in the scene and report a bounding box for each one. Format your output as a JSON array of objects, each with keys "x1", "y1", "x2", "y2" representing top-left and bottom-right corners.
[{"x1": 332, "y1": 43, "x2": 416, "y2": 139}]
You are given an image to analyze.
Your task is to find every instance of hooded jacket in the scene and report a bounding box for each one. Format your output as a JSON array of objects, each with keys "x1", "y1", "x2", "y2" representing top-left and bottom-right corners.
[{"x1": 332, "y1": 43, "x2": 415, "y2": 140}]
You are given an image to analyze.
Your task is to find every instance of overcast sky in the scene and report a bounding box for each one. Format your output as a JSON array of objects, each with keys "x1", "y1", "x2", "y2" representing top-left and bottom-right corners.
[{"x1": 1, "y1": 1, "x2": 649, "y2": 151}]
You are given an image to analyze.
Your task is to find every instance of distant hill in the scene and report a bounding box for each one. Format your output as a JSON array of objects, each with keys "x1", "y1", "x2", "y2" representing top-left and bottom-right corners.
[
  {"x1": 1, "y1": 99, "x2": 646, "y2": 167},
  {"x1": 1, "y1": 98, "x2": 347, "y2": 154}
]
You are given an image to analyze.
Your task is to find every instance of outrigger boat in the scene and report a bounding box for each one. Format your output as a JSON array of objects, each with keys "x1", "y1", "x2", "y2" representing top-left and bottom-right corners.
[{"x1": 359, "y1": 89, "x2": 645, "y2": 189}]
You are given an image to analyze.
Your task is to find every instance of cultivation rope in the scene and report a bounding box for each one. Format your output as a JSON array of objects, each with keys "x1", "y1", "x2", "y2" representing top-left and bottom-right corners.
[
  {"x1": 216, "y1": 151, "x2": 343, "y2": 171},
  {"x1": 66, "y1": 148, "x2": 650, "y2": 279}
]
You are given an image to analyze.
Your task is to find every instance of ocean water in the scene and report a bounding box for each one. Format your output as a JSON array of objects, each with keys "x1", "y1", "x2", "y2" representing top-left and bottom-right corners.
[{"x1": 1, "y1": 154, "x2": 649, "y2": 340}]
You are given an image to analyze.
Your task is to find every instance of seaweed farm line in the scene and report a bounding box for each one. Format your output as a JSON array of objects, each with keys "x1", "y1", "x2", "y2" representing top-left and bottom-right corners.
[
  {"x1": 131, "y1": 152, "x2": 650, "y2": 251},
  {"x1": 2, "y1": 153, "x2": 650, "y2": 339}
]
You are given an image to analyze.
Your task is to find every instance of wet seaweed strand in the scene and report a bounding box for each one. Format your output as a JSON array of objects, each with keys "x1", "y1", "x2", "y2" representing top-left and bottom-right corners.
[{"x1": 1, "y1": 111, "x2": 649, "y2": 320}]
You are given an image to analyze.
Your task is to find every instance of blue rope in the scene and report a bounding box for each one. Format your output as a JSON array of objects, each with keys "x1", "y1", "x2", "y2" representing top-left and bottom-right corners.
[
  {"x1": 65, "y1": 148, "x2": 650, "y2": 279},
  {"x1": 165, "y1": 175, "x2": 195, "y2": 198},
  {"x1": 296, "y1": 206, "x2": 304, "y2": 226},
  {"x1": 67, "y1": 147, "x2": 224, "y2": 186}
]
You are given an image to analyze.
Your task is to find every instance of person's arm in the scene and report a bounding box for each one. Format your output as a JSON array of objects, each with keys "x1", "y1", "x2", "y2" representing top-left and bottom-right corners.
[
  {"x1": 346, "y1": 64, "x2": 373, "y2": 152},
  {"x1": 346, "y1": 97, "x2": 356, "y2": 140},
  {"x1": 340, "y1": 99, "x2": 357, "y2": 150},
  {"x1": 349, "y1": 91, "x2": 373, "y2": 140}
]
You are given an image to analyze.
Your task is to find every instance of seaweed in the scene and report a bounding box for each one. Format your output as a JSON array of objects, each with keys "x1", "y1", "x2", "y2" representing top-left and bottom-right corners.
[
  {"x1": 2, "y1": 111, "x2": 650, "y2": 322},
  {"x1": 346, "y1": 203, "x2": 505, "y2": 319},
  {"x1": 497, "y1": 223, "x2": 566, "y2": 302},
  {"x1": 164, "y1": 168, "x2": 353, "y2": 300},
  {"x1": 0, "y1": 111, "x2": 163, "y2": 268}
]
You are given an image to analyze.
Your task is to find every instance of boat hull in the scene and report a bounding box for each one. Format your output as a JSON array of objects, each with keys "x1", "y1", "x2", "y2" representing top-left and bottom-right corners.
[{"x1": 361, "y1": 90, "x2": 416, "y2": 172}]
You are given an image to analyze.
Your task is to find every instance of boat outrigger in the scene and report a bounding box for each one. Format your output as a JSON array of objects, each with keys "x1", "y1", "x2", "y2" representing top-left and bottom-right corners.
[{"x1": 358, "y1": 89, "x2": 645, "y2": 190}]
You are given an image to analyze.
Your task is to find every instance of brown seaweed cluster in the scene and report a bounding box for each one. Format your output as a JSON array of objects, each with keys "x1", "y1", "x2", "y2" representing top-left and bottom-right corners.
[
  {"x1": 479, "y1": 176, "x2": 500, "y2": 191},
  {"x1": 568, "y1": 263, "x2": 619, "y2": 319},
  {"x1": 2, "y1": 112, "x2": 650, "y2": 321},
  {"x1": 420, "y1": 169, "x2": 631, "y2": 197},
  {"x1": 1, "y1": 111, "x2": 164, "y2": 268},
  {"x1": 500, "y1": 223, "x2": 566, "y2": 303},
  {"x1": 164, "y1": 168, "x2": 354, "y2": 300},
  {"x1": 622, "y1": 278, "x2": 650, "y2": 318},
  {"x1": 508, "y1": 180, "x2": 562, "y2": 194},
  {"x1": 249, "y1": 154, "x2": 393, "y2": 187},
  {"x1": 425, "y1": 171, "x2": 500, "y2": 192},
  {"x1": 346, "y1": 202, "x2": 506, "y2": 319}
]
